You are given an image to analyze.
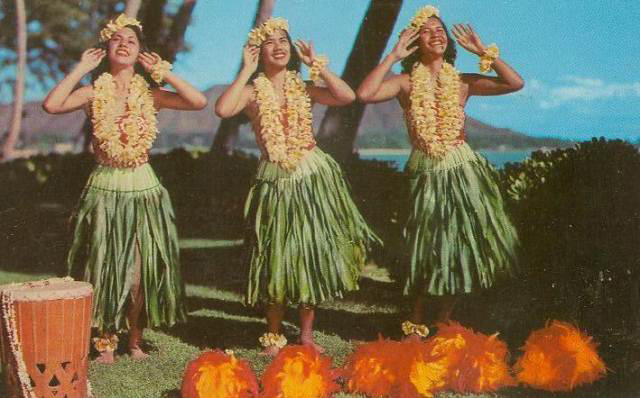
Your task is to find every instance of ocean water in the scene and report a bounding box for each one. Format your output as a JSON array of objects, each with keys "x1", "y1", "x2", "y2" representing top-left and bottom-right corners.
[{"x1": 360, "y1": 150, "x2": 531, "y2": 170}]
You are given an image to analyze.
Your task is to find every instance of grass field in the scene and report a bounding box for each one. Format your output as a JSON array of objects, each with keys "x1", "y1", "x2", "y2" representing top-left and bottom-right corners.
[{"x1": 1, "y1": 236, "x2": 634, "y2": 398}]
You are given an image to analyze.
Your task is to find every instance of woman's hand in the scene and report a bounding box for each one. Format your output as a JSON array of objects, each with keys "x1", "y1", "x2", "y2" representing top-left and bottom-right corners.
[
  {"x1": 242, "y1": 45, "x2": 259, "y2": 74},
  {"x1": 452, "y1": 24, "x2": 486, "y2": 56},
  {"x1": 391, "y1": 28, "x2": 419, "y2": 62},
  {"x1": 294, "y1": 39, "x2": 316, "y2": 66},
  {"x1": 138, "y1": 51, "x2": 163, "y2": 73},
  {"x1": 77, "y1": 48, "x2": 106, "y2": 74}
]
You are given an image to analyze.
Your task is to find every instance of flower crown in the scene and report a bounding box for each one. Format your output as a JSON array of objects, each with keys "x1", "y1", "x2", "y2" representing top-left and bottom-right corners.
[
  {"x1": 407, "y1": 5, "x2": 440, "y2": 31},
  {"x1": 247, "y1": 17, "x2": 289, "y2": 47},
  {"x1": 99, "y1": 14, "x2": 143, "y2": 42}
]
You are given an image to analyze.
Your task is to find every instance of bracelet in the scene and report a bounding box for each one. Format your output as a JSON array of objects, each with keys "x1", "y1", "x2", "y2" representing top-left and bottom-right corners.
[
  {"x1": 259, "y1": 332, "x2": 288, "y2": 349},
  {"x1": 151, "y1": 59, "x2": 172, "y2": 84},
  {"x1": 479, "y1": 43, "x2": 499, "y2": 74},
  {"x1": 309, "y1": 55, "x2": 329, "y2": 85},
  {"x1": 93, "y1": 334, "x2": 119, "y2": 353},
  {"x1": 402, "y1": 320, "x2": 430, "y2": 338}
]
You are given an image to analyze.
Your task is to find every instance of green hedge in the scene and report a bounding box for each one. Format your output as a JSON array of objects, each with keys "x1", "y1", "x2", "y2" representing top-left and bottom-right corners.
[
  {"x1": 3, "y1": 140, "x2": 640, "y2": 340},
  {"x1": 501, "y1": 138, "x2": 640, "y2": 335}
]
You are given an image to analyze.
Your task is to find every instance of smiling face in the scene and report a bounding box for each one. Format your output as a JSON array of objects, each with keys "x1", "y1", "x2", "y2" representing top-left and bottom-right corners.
[
  {"x1": 417, "y1": 17, "x2": 448, "y2": 57},
  {"x1": 107, "y1": 27, "x2": 140, "y2": 66},
  {"x1": 260, "y1": 29, "x2": 291, "y2": 69}
]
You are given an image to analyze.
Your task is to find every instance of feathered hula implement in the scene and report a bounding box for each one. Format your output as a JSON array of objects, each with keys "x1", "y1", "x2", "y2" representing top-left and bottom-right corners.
[
  {"x1": 181, "y1": 350, "x2": 259, "y2": 398},
  {"x1": 396, "y1": 340, "x2": 449, "y2": 398},
  {"x1": 427, "y1": 322, "x2": 516, "y2": 393},
  {"x1": 343, "y1": 338, "x2": 449, "y2": 398},
  {"x1": 514, "y1": 320, "x2": 607, "y2": 391},
  {"x1": 260, "y1": 345, "x2": 340, "y2": 398},
  {"x1": 344, "y1": 338, "x2": 406, "y2": 397}
]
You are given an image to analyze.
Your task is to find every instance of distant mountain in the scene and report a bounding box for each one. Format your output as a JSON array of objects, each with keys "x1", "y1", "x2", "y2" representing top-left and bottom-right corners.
[{"x1": 0, "y1": 84, "x2": 571, "y2": 153}]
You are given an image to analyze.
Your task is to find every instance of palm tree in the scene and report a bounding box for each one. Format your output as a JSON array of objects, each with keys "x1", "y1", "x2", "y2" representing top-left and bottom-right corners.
[
  {"x1": 124, "y1": 0, "x2": 143, "y2": 17},
  {"x1": 210, "y1": 0, "x2": 275, "y2": 154},
  {"x1": 317, "y1": 0, "x2": 403, "y2": 162},
  {"x1": 2, "y1": 0, "x2": 27, "y2": 161},
  {"x1": 164, "y1": 0, "x2": 198, "y2": 63}
]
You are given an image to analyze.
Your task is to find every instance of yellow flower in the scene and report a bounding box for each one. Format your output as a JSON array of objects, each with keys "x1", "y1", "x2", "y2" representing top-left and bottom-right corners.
[
  {"x1": 248, "y1": 18, "x2": 289, "y2": 47},
  {"x1": 254, "y1": 71, "x2": 315, "y2": 170},
  {"x1": 99, "y1": 14, "x2": 143, "y2": 42},
  {"x1": 408, "y1": 62, "x2": 464, "y2": 157},
  {"x1": 309, "y1": 55, "x2": 329, "y2": 85},
  {"x1": 479, "y1": 44, "x2": 500, "y2": 73},
  {"x1": 408, "y1": 5, "x2": 440, "y2": 31},
  {"x1": 91, "y1": 73, "x2": 157, "y2": 167}
]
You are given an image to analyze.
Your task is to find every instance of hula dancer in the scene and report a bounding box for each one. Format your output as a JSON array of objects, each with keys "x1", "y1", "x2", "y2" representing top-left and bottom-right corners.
[
  {"x1": 357, "y1": 6, "x2": 523, "y2": 339},
  {"x1": 215, "y1": 18, "x2": 379, "y2": 355},
  {"x1": 43, "y1": 14, "x2": 207, "y2": 363}
]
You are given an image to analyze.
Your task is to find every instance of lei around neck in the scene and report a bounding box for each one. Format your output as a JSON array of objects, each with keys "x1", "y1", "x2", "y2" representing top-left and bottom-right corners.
[
  {"x1": 253, "y1": 71, "x2": 315, "y2": 170},
  {"x1": 408, "y1": 62, "x2": 465, "y2": 157},
  {"x1": 91, "y1": 73, "x2": 158, "y2": 167}
]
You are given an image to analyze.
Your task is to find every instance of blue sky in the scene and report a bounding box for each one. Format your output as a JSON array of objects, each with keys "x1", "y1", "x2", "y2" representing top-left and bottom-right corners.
[{"x1": 17, "y1": 1, "x2": 640, "y2": 141}]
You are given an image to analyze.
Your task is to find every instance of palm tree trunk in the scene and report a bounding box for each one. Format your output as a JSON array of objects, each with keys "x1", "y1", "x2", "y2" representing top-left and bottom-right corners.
[
  {"x1": 2, "y1": 0, "x2": 27, "y2": 161},
  {"x1": 317, "y1": 0, "x2": 403, "y2": 163},
  {"x1": 124, "y1": 0, "x2": 143, "y2": 18},
  {"x1": 210, "y1": 0, "x2": 275, "y2": 154},
  {"x1": 142, "y1": 0, "x2": 169, "y2": 52},
  {"x1": 163, "y1": 0, "x2": 197, "y2": 63}
]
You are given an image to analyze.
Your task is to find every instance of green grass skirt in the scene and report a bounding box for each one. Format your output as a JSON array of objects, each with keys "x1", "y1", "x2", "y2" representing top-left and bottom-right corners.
[
  {"x1": 403, "y1": 143, "x2": 519, "y2": 296},
  {"x1": 245, "y1": 148, "x2": 380, "y2": 305},
  {"x1": 67, "y1": 164, "x2": 187, "y2": 331}
]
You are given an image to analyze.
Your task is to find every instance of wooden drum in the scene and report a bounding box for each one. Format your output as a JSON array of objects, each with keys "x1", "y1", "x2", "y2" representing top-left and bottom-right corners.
[{"x1": 0, "y1": 278, "x2": 93, "y2": 398}]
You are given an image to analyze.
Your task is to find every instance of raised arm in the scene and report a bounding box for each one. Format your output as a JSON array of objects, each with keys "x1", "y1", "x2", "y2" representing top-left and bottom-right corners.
[
  {"x1": 214, "y1": 45, "x2": 259, "y2": 118},
  {"x1": 356, "y1": 29, "x2": 419, "y2": 103},
  {"x1": 452, "y1": 24, "x2": 524, "y2": 97},
  {"x1": 42, "y1": 48, "x2": 105, "y2": 114},
  {"x1": 138, "y1": 52, "x2": 207, "y2": 111},
  {"x1": 295, "y1": 40, "x2": 355, "y2": 106}
]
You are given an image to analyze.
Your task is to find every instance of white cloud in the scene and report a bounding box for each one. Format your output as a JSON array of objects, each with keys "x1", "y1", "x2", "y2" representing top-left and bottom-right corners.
[{"x1": 539, "y1": 75, "x2": 640, "y2": 109}]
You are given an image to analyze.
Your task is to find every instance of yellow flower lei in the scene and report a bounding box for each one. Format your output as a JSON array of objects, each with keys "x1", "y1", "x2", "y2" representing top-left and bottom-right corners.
[
  {"x1": 309, "y1": 55, "x2": 329, "y2": 85},
  {"x1": 408, "y1": 62, "x2": 465, "y2": 157},
  {"x1": 479, "y1": 43, "x2": 500, "y2": 74},
  {"x1": 259, "y1": 332, "x2": 288, "y2": 349},
  {"x1": 402, "y1": 320, "x2": 430, "y2": 338},
  {"x1": 99, "y1": 14, "x2": 143, "y2": 42},
  {"x1": 93, "y1": 334, "x2": 119, "y2": 353},
  {"x1": 92, "y1": 73, "x2": 158, "y2": 168},
  {"x1": 247, "y1": 17, "x2": 289, "y2": 47},
  {"x1": 253, "y1": 71, "x2": 315, "y2": 170},
  {"x1": 407, "y1": 5, "x2": 440, "y2": 31}
]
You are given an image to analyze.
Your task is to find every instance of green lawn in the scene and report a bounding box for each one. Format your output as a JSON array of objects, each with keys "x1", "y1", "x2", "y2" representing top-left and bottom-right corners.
[{"x1": 0, "y1": 238, "x2": 632, "y2": 397}]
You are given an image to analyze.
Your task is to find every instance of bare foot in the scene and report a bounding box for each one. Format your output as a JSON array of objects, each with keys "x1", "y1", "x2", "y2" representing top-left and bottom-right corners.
[
  {"x1": 259, "y1": 345, "x2": 282, "y2": 357},
  {"x1": 129, "y1": 346, "x2": 150, "y2": 360},
  {"x1": 300, "y1": 337, "x2": 325, "y2": 353},
  {"x1": 95, "y1": 351, "x2": 115, "y2": 364}
]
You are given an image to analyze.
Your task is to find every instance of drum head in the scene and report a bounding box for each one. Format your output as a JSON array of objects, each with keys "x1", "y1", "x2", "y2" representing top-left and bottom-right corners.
[{"x1": 0, "y1": 278, "x2": 92, "y2": 301}]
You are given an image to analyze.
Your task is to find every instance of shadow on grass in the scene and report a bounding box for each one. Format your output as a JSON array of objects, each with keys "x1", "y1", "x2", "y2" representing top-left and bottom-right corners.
[
  {"x1": 4, "y1": 208, "x2": 640, "y2": 397},
  {"x1": 165, "y1": 310, "x2": 267, "y2": 350}
]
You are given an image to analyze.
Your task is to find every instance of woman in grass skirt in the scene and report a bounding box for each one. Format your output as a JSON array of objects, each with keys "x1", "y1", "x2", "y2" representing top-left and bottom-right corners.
[
  {"x1": 357, "y1": 5, "x2": 523, "y2": 338},
  {"x1": 43, "y1": 14, "x2": 207, "y2": 363},
  {"x1": 215, "y1": 18, "x2": 379, "y2": 355}
]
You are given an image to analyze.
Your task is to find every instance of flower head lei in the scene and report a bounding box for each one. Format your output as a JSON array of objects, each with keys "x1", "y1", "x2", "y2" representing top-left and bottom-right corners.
[
  {"x1": 407, "y1": 62, "x2": 465, "y2": 157},
  {"x1": 99, "y1": 14, "x2": 143, "y2": 42},
  {"x1": 92, "y1": 73, "x2": 158, "y2": 167},
  {"x1": 253, "y1": 71, "x2": 315, "y2": 170},
  {"x1": 247, "y1": 17, "x2": 289, "y2": 47},
  {"x1": 406, "y1": 5, "x2": 440, "y2": 31}
]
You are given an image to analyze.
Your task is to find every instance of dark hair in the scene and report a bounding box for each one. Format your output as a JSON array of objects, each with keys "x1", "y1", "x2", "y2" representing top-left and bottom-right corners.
[
  {"x1": 401, "y1": 16, "x2": 457, "y2": 74},
  {"x1": 90, "y1": 24, "x2": 159, "y2": 88},
  {"x1": 250, "y1": 30, "x2": 301, "y2": 82}
]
